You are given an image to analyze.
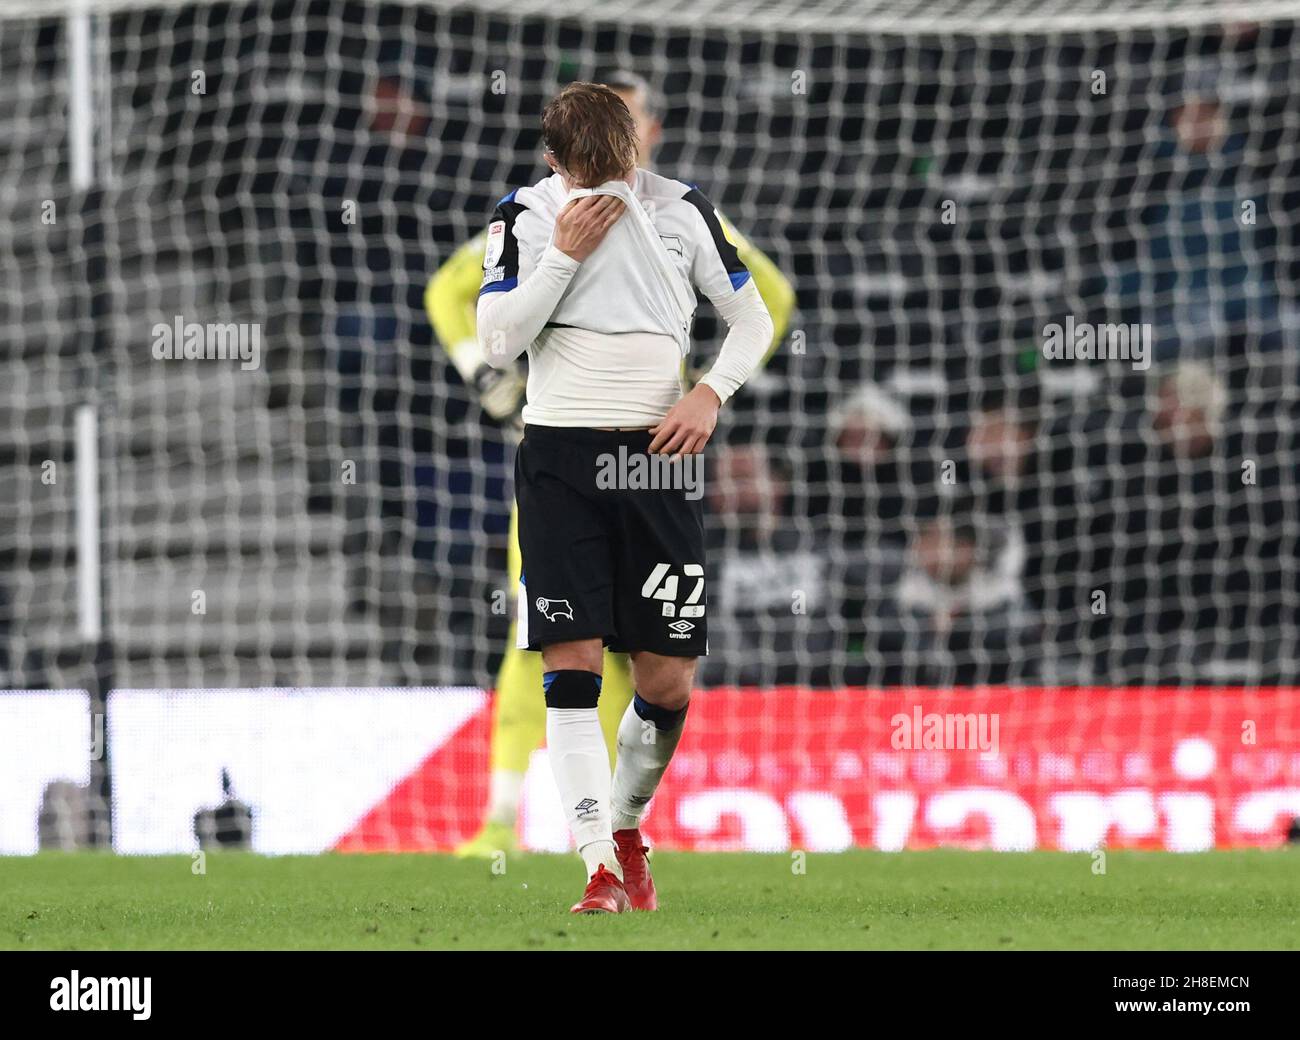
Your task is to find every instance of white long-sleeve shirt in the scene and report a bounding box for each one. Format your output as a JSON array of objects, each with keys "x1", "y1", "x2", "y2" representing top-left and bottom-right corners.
[{"x1": 476, "y1": 169, "x2": 773, "y2": 428}]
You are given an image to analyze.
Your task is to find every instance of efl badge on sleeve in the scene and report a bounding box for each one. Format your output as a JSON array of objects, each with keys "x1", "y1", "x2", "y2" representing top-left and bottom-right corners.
[{"x1": 484, "y1": 220, "x2": 506, "y2": 269}]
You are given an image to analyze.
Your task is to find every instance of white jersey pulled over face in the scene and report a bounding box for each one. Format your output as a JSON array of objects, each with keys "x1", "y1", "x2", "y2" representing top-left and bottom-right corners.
[{"x1": 476, "y1": 169, "x2": 772, "y2": 428}]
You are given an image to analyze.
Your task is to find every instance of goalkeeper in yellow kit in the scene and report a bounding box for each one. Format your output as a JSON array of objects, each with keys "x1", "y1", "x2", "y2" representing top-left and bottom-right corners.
[{"x1": 425, "y1": 70, "x2": 795, "y2": 856}]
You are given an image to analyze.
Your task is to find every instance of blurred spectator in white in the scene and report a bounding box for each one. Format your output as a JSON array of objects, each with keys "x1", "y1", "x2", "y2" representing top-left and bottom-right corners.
[
  {"x1": 808, "y1": 382, "x2": 914, "y2": 550},
  {"x1": 1151, "y1": 359, "x2": 1227, "y2": 461},
  {"x1": 967, "y1": 401, "x2": 1036, "y2": 486},
  {"x1": 867, "y1": 512, "x2": 1033, "y2": 686},
  {"x1": 956, "y1": 379, "x2": 1089, "y2": 680}
]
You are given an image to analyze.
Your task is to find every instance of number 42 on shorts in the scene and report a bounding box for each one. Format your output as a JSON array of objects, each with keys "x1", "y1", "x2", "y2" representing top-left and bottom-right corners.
[{"x1": 642, "y1": 562, "x2": 705, "y2": 619}]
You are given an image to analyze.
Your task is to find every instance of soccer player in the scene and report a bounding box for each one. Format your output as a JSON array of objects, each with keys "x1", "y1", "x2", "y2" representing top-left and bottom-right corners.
[
  {"x1": 476, "y1": 82, "x2": 772, "y2": 912},
  {"x1": 425, "y1": 70, "x2": 793, "y2": 859}
]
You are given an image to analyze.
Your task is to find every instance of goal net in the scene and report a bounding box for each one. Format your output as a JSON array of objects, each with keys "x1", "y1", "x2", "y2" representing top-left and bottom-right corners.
[{"x1": 2, "y1": 0, "x2": 1300, "y2": 853}]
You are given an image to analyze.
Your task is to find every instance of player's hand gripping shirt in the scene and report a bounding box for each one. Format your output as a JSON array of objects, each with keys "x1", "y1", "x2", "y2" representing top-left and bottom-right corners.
[{"x1": 475, "y1": 169, "x2": 773, "y2": 428}]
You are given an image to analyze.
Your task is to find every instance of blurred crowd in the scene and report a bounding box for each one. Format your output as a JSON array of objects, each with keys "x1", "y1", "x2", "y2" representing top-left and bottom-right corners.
[
  {"x1": 703, "y1": 358, "x2": 1298, "y2": 686},
  {"x1": 695, "y1": 20, "x2": 1300, "y2": 687}
]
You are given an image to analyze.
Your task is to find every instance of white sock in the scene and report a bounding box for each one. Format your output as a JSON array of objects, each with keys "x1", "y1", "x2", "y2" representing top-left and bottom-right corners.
[
  {"x1": 580, "y1": 839, "x2": 619, "y2": 880},
  {"x1": 547, "y1": 707, "x2": 622, "y2": 880},
  {"x1": 611, "y1": 695, "x2": 687, "y2": 832},
  {"x1": 485, "y1": 769, "x2": 524, "y2": 827}
]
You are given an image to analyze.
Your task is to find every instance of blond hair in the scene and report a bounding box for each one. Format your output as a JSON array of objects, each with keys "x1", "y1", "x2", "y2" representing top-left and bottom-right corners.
[{"x1": 542, "y1": 82, "x2": 638, "y2": 188}]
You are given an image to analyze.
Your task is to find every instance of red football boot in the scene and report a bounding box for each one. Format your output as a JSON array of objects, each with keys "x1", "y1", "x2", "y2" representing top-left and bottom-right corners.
[
  {"x1": 614, "y1": 829, "x2": 658, "y2": 911},
  {"x1": 569, "y1": 864, "x2": 631, "y2": 915}
]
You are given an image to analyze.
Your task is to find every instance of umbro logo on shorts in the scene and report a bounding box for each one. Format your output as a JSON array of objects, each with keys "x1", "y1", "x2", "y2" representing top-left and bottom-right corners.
[
  {"x1": 536, "y1": 597, "x2": 574, "y2": 621},
  {"x1": 667, "y1": 619, "x2": 695, "y2": 637}
]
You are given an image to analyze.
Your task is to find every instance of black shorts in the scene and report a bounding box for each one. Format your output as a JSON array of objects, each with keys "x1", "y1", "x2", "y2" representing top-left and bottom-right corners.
[{"x1": 514, "y1": 424, "x2": 707, "y2": 657}]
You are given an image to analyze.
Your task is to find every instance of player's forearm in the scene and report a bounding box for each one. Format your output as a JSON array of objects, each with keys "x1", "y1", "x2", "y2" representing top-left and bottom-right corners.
[
  {"x1": 425, "y1": 271, "x2": 478, "y2": 351},
  {"x1": 426, "y1": 232, "x2": 487, "y2": 350},
  {"x1": 720, "y1": 214, "x2": 794, "y2": 355},
  {"x1": 752, "y1": 259, "x2": 795, "y2": 356},
  {"x1": 428, "y1": 276, "x2": 487, "y2": 391},
  {"x1": 696, "y1": 281, "x2": 774, "y2": 405},
  {"x1": 476, "y1": 246, "x2": 581, "y2": 368},
  {"x1": 738, "y1": 243, "x2": 795, "y2": 353}
]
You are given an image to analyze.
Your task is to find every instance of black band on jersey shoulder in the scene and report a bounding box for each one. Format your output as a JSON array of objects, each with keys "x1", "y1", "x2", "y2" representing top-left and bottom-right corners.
[
  {"x1": 681, "y1": 186, "x2": 750, "y2": 289},
  {"x1": 480, "y1": 191, "x2": 529, "y2": 295}
]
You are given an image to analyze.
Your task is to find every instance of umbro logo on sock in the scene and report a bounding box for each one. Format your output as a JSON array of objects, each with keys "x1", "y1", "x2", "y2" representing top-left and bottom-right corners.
[{"x1": 574, "y1": 798, "x2": 599, "y2": 818}]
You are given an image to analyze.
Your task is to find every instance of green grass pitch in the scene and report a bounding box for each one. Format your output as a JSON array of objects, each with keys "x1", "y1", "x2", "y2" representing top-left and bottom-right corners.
[{"x1": 2, "y1": 850, "x2": 1297, "y2": 950}]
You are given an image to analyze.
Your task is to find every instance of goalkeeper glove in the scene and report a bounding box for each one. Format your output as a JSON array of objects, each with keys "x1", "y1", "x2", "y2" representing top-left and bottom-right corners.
[{"x1": 447, "y1": 337, "x2": 526, "y2": 422}]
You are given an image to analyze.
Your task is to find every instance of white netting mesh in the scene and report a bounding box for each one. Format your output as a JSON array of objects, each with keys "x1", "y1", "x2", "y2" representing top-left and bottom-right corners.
[
  {"x1": 6, "y1": 0, "x2": 1299, "y2": 689},
  {"x1": 10, "y1": 0, "x2": 1300, "y2": 31}
]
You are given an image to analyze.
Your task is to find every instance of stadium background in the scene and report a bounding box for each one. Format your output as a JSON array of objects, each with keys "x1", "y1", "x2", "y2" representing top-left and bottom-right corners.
[{"x1": 2, "y1": 0, "x2": 1300, "y2": 855}]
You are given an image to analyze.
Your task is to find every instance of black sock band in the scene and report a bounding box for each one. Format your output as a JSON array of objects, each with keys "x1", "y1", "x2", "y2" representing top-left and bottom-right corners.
[
  {"x1": 543, "y1": 670, "x2": 602, "y2": 709},
  {"x1": 633, "y1": 693, "x2": 688, "y2": 731}
]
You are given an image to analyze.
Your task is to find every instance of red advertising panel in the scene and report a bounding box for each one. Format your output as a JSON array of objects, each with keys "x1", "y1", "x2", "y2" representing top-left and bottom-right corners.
[{"x1": 339, "y1": 686, "x2": 1300, "y2": 853}]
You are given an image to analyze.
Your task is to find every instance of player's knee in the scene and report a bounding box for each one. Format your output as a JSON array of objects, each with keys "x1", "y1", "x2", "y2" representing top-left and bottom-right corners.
[
  {"x1": 630, "y1": 653, "x2": 695, "y2": 711},
  {"x1": 542, "y1": 641, "x2": 605, "y2": 708},
  {"x1": 542, "y1": 668, "x2": 603, "y2": 709},
  {"x1": 542, "y1": 639, "x2": 603, "y2": 675}
]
